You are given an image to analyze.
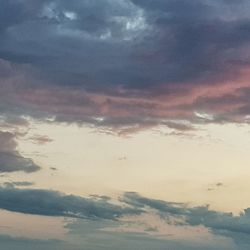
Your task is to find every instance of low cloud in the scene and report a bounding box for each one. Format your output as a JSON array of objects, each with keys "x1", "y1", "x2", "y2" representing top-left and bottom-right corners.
[
  {"x1": 122, "y1": 192, "x2": 250, "y2": 244},
  {"x1": 0, "y1": 186, "x2": 250, "y2": 246},
  {"x1": 0, "y1": 131, "x2": 41, "y2": 173},
  {"x1": 0, "y1": 186, "x2": 141, "y2": 220}
]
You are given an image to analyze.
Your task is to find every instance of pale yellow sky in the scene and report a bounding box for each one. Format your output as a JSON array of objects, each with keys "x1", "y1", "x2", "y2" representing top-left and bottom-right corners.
[{"x1": 13, "y1": 120, "x2": 250, "y2": 214}]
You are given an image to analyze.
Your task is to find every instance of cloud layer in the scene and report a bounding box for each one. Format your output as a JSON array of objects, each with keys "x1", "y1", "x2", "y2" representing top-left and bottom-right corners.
[
  {"x1": 1, "y1": 185, "x2": 250, "y2": 247},
  {"x1": 122, "y1": 192, "x2": 250, "y2": 245},
  {"x1": 1, "y1": 0, "x2": 250, "y2": 132},
  {"x1": 0, "y1": 186, "x2": 141, "y2": 219}
]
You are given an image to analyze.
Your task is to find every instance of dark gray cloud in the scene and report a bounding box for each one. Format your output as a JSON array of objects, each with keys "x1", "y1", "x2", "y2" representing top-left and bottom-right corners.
[
  {"x1": 0, "y1": 0, "x2": 146, "y2": 87},
  {"x1": 0, "y1": 186, "x2": 141, "y2": 219},
  {"x1": 1, "y1": 0, "x2": 250, "y2": 131},
  {"x1": 0, "y1": 131, "x2": 41, "y2": 173},
  {"x1": 1, "y1": 0, "x2": 250, "y2": 88},
  {"x1": 131, "y1": 0, "x2": 250, "y2": 85}
]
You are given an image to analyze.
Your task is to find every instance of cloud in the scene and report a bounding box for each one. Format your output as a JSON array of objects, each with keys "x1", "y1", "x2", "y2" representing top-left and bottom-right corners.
[
  {"x1": 0, "y1": 131, "x2": 16, "y2": 151},
  {"x1": 0, "y1": 152, "x2": 41, "y2": 173},
  {"x1": 1, "y1": 1, "x2": 250, "y2": 132},
  {"x1": 0, "y1": 186, "x2": 141, "y2": 219},
  {"x1": 0, "y1": 186, "x2": 250, "y2": 248},
  {"x1": 1, "y1": 185, "x2": 250, "y2": 247},
  {"x1": 122, "y1": 192, "x2": 250, "y2": 245},
  {"x1": 0, "y1": 131, "x2": 41, "y2": 173}
]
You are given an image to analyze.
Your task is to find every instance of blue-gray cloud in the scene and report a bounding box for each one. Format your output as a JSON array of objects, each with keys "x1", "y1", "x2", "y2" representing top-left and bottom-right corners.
[
  {"x1": 1, "y1": 187, "x2": 250, "y2": 248},
  {"x1": 122, "y1": 192, "x2": 250, "y2": 245},
  {"x1": 0, "y1": 186, "x2": 141, "y2": 219},
  {"x1": 1, "y1": 185, "x2": 250, "y2": 247}
]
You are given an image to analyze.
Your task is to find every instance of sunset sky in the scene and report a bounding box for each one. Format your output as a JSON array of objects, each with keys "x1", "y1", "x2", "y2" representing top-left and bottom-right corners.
[{"x1": 1, "y1": 0, "x2": 250, "y2": 249}]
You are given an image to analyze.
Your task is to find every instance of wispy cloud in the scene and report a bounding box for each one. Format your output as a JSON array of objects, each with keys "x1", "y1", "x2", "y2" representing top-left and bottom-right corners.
[
  {"x1": 0, "y1": 185, "x2": 250, "y2": 247},
  {"x1": 0, "y1": 186, "x2": 141, "y2": 219}
]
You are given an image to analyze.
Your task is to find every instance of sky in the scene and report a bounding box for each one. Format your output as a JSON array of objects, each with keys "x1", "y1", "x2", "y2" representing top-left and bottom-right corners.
[{"x1": 1, "y1": 0, "x2": 250, "y2": 249}]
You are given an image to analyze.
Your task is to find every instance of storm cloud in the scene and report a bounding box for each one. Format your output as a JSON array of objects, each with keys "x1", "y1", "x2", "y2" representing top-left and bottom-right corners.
[{"x1": 1, "y1": 0, "x2": 250, "y2": 132}]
